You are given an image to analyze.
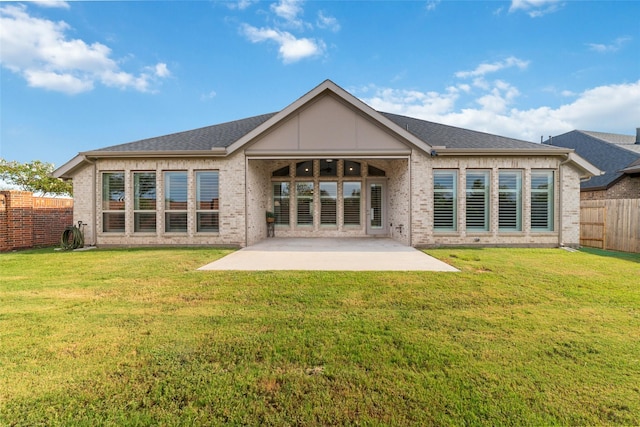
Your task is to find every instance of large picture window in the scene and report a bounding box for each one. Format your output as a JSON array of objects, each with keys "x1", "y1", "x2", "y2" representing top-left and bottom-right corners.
[
  {"x1": 133, "y1": 172, "x2": 156, "y2": 232},
  {"x1": 296, "y1": 182, "x2": 314, "y2": 226},
  {"x1": 102, "y1": 172, "x2": 125, "y2": 232},
  {"x1": 531, "y1": 171, "x2": 554, "y2": 231},
  {"x1": 434, "y1": 170, "x2": 457, "y2": 231},
  {"x1": 499, "y1": 171, "x2": 522, "y2": 231},
  {"x1": 466, "y1": 171, "x2": 489, "y2": 232},
  {"x1": 165, "y1": 172, "x2": 188, "y2": 232},
  {"x1": 343, "y1": 182, "x2": 361, "y2": 226},
  {"x1": 196, "y1": 171, "x2": 219, "y2": 232},
  {"x1": 320, "y1": 182, "x2": 337, "y2": 226}
]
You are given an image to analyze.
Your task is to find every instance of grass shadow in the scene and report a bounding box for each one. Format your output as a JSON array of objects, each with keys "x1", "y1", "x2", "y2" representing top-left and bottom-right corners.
[{"x1": 579, "y1": 247, "x2": 640, "y2": 263}]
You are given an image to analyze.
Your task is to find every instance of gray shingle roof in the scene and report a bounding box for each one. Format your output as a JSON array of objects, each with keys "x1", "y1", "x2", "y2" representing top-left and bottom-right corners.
[
  {"x1": 89, "y1": 109, "x2": 555, "y2": 155},
  {"x1": 381, "y1": 113, "x2": 558, "y2": 150},
  {"x1": 91, "y1": 113, "x2": 277, "y2": 153},
  {"x1": 545, "y1": 130, "x2": 640, "y2": 190}
]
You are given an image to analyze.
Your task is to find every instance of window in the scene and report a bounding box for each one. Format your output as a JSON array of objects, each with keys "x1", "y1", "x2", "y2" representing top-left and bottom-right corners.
[
  {"x1": 196, "y1": 171, "x2": 219, "y2": 232},
  {"x1": 466, "y1": 171, "x2": 489, "y2": 232},
  {"x1": 343, "y1": 182, "x2": 361, "y2": 225},
  {"x1": 133, "y1": 172, "x2": 156, "y2": 232},
  {"x1": 296, "y1": 182, "x2": 314, "y2": 225},
  {"x1": 531, "y1": 171, "x2": 554, "y2": 231},
  {"x1": 367, "y1": 164, "x2": 385, "y2": 177},
  {"x1": 272, "y1": 166, "x2": 290, "y2": 177},
  {"x1": 320, "y1": 160, "x2": 338, "y2": 177},
  {"x1": 102, "y1": 172, "x2": 125, "y2": 232},
  {"x1": 165, "y1": 172, "x2": 188, "y2": 232},
  {"x1": 296, "y1": 161, "x2": 313, "y2": 177},
  {"x1": 434, "y1": 170, "x2": 457, "y2": 231},
  {"x1": 499, "y1": 171, "x2": 522, "y2": 231},
  {"x1": 320, "y1": 182, "x2": 337, "y2": 225},
  {"x1": 273, "y1": 182, "x2": 290, "y2": 225},
  {"x1": 344, "y1": 161, "x2": 361, "y2": 176}
]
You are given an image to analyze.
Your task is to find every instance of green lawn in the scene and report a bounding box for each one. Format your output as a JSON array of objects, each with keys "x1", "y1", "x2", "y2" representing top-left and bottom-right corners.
[{"x1": 1, "y1": 246, "x2": 638, "y2": 426}]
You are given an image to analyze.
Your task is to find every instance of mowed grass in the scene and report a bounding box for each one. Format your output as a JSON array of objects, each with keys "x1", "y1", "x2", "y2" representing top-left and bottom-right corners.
[{"x1": 0, "y1": 246, "x2": 638, "y2": 426}]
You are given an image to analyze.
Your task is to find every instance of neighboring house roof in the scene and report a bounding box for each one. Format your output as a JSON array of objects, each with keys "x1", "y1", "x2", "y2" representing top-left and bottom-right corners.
[
  {"x1": 53, "y1": 80, "x2": 597, "y2": 179},
  {"x1": 580, "y1": 130, "x2": 640, "y2": 154},
  {"x1": 545, "y1": 130, "x2": 640, "y2": 190}
]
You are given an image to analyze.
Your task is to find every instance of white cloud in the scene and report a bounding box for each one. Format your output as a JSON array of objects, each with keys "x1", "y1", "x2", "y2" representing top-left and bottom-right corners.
[
  {"x1": 0, "y1": 4, "x2": 170, "y2": 94},
  {"x1": 271, "y1": 0, "x2": 304, "y2": 28},
  {"x1": 509, "y1": 0, "x2": 563, "y2": 17},
  {"x1": 201, "y1": 90, "x2": 217, "y2": 101},
  {"x1": 237, "y1": 0, "x2": 333, "y2": 63},
  {"x1": 455, "y1": 56, "x2": 530, "y2": 79},
  {"x1": 316, "y1": 11, "x2": 340, "y2": 32},
  {"x1": 225, "y1": 0, "x2": 257, "y2": 10},
  {"x1": 426, "y1": 1, "x2": 441, "y2": 12},
  {"x1": 241, "y1": 24, "x2": 325, "y2": 63},
  {"x1": 359, "y1": 80, "x2": 640, "y2": 143},
  {"x1": 31, "y1": 0, "x2": 70, "y2": 9},
  {"x1": 587, "y1": 36, "x2": 631, "y2": 53}
]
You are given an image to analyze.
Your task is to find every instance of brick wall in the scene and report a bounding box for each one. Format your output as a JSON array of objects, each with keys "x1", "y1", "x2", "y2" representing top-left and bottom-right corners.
[
  {"x1": 0, "y1": 191, "x2": 74, "y2": 251},
  {"x1": 581, "y1": 175, "x2": 640, "y2": 200}
]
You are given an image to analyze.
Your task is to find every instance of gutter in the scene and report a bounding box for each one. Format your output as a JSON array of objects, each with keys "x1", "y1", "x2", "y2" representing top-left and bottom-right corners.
[
  {"x1": 81, "y1": 149, "x2": 227, "y2": 158},
  {"x1": 431, "y1": 148, "x2": 572, "y2": 156}
]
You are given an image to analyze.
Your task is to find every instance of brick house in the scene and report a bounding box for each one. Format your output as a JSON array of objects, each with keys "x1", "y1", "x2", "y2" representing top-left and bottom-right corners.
[
  {"x1": 544, "y1": 129, "x2": 640, "y2": 200},
  {"x1": 54, "y1": 80, "x2": 599, "y2": 248}
]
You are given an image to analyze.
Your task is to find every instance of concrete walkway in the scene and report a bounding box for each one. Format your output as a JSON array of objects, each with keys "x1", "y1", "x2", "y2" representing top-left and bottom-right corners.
[{"x1": 198, "y1": 238, "x2": 459, "y2": 272}]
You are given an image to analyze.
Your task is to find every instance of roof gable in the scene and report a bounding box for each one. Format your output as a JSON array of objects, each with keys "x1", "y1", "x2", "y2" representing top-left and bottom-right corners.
[
  {"x1": 227, "y1": 80, "x2": 432, "y2": 156},
  {"x1": 245, "y1": 91, "x2": 411, "y2": 156}
]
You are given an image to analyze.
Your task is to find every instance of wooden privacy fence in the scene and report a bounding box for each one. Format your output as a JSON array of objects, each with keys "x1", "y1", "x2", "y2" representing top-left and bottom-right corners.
[{"x1": 580, "y1": 199, "x2": 640, "y2": 253}]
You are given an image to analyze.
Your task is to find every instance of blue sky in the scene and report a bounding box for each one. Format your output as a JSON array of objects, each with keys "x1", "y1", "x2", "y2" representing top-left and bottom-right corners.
[{"x1": 1, "y1": 0, "x2": 639, "y2": 168}]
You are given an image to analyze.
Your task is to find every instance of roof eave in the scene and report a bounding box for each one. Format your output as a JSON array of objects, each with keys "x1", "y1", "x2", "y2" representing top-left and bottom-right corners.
[
  {"x1": 52, "y1": 155, "x2": 90, "y2": 180},
  {"x1": 433, "y1": 148, "x2": 572, "y2": 156},
  {"x1": 566, "y1": 151, "x2": 603, "y2": 179},
  {"x1": 81, "y1": 149, "x2": 227, "y2": 159}
]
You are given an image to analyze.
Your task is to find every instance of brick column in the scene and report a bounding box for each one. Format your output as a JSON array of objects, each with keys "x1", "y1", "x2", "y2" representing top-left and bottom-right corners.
[{"x1": 5, "y1": 191, "x2": 34, "y2": 250}]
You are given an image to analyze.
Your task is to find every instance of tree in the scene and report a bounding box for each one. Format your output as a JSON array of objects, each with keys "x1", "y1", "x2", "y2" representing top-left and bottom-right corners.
[{"x1": 0, "y1": 158, "x2": 72, "y2": 196}]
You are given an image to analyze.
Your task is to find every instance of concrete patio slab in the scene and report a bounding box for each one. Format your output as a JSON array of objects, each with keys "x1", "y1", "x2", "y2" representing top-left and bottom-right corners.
[{"x1": 198, "y1": 238, "x2": 459, "y2": 271}]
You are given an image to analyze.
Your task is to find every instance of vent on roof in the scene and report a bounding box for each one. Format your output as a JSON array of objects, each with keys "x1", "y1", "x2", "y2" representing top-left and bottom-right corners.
[{"x1": 636, "y1": 127, "x2": 640, "y2": 145}]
